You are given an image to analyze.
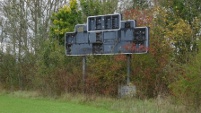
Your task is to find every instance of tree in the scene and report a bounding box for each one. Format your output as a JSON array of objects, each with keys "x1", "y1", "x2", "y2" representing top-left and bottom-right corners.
[
  {"x1": 34, "y1": 0, "x2": 83, "y2": 95},
  {"x1": 50, "y1": 0, "x2": 82, "y2": 44},
  {"x1": 132, "y1": 0, "x2": 151, "y2": 9},
  {"x1": 158, "y1": 0, "x2": 201, "y2": 63},
  {"x1": 170, "y1": 41, "x2": 201, "y2": 110},
  {"x1": 0, "y1": 0, "x2": 30, "y2": 90},
  {"x1": 80, "y1": 0, "x2": 118, "y2": 21},
  {"x1": 118, "y1": 0, "x2": 151, "y2": 12},
  {"x1": 0, "y1": 0, "x2": 69, "y2": 90}
]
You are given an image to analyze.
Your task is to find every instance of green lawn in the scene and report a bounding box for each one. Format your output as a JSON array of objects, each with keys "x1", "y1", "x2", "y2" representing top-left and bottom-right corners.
[{"x1": 0, "y1": 94, "x2": 119, "y2": 113}]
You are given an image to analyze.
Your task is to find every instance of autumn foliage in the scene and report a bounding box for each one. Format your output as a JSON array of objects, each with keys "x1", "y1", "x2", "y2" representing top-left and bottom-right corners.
[{"x1": 123, "y1": 9, "x2": 153, "y2": 26}]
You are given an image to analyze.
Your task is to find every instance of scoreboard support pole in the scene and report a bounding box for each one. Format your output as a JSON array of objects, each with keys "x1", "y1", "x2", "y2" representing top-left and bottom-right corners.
[
  {"x1": 82, "y1": 56, "x2": 86, "y2": 93},
  {"x1": 126, "y1": 54, "x2": 131, "y2": 85}
]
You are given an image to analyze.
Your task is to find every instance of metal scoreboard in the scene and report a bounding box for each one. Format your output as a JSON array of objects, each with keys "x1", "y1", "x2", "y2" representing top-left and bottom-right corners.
[{"x1": 65, "y1": 13, "x2": 149, "y2": 56}]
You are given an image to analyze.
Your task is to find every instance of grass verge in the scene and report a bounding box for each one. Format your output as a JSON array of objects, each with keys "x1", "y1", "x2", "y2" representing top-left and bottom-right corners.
[
  {"x1": 0, "y1": 91, "x2": 197, "y2": 113},
  {"x1": 0, "y1": 92, "x2": 120, "y2": 113}
]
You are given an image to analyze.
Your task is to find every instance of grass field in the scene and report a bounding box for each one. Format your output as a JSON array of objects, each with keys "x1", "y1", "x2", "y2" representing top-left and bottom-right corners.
[
  {"x1": 0, "y1": 94, "x2": 119, "y2": 113},
  {"x1": 0, "y1": 91, "x2": 194, "y2": 113}
]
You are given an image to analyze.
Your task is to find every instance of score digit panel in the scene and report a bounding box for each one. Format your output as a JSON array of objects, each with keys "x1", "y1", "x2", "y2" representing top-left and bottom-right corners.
[
  {"x1": 87, "y1": 13, "x2": 121, "y2": 32},
  {"x1": 133, "y1": 27, "x2": 149, "y2": 53}
]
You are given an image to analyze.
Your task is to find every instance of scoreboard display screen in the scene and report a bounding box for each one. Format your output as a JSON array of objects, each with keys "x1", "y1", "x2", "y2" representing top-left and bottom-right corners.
[{"x1": 65, "y1": 14, "x2": 149, "y2": 56}]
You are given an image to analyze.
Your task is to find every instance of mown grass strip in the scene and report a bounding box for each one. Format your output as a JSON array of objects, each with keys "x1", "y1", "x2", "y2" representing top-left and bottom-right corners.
[{"x1": 0, "y1": 94, "x2": 119, "y2": 113}]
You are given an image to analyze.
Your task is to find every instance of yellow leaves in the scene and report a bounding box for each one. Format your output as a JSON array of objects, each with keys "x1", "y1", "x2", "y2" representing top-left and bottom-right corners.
[
  {"x1": 166, "y1": 19, "x2": 192, "y2": 41},
  {"x1": 54, "y1": 29, "x2": 60, "y2": 34},
  {"x1": 59, "y1": 0, "x2": 78, "y2": 14},
  {"x1": 70, "y1": 0, "x2": 77, "y2": 9},
  {"x1": 51, "y1": 0, "x2": 79, "y2": 38},
  {"x1": 191, "y1": 17, "x2": 201, "y2": 33},
  {"x1": 153, "y1": 7, "x2": 193, "y2": 43},
  {"x1": 53, "y1": 19, "x2": 59, "y2": 25},
  {"x1": 60, "y1": 28, "x2": 69, "y2": 35},
  {"x1": 176, "y1": 19, "x2": 191, "y2": 34},
  {"x1": 54, "y1": 28, "x2": 69, "y2": 35},
  {"x1": 62, "y1": 5, "x2": 71, "y2": 13},
  {"x1": 152, "y1": 7, "x2": 169, "y2": 26},
  {"x1": 153, "y1": 6, "x2": 161, "y2": 14},
  {"x1": 53, "y1": 19, "x2": 65, "y2": 26}
]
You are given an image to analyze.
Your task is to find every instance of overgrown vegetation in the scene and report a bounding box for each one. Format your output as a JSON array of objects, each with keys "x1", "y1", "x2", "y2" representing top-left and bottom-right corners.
[{"x1": 0, "y1": 0, "x2": 201, "y2": 112}]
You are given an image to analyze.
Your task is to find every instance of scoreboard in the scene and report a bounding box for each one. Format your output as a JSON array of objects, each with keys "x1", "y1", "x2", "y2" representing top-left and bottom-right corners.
[{"x1": 65, "y1": 14, "x2": 149, "y2": 56}]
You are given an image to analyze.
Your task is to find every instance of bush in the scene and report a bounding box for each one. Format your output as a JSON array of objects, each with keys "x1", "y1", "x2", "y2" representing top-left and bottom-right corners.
[{"x1": 170, "y1": 41, "x2": 201, "y2": 111}]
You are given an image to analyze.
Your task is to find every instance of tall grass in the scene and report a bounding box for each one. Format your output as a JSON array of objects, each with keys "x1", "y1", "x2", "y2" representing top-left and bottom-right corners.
[{"x1": 59, "y1": 93, "x2": 189, "y2": 113}]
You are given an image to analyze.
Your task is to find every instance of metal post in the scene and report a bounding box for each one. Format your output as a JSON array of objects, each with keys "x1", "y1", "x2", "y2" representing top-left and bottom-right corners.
[
  {"x1": 127, "y1": 54, "x2": 131, "y2": 85},
  {"x1": 82, "y1": 56, "x2": 86, "y2": 92}
]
